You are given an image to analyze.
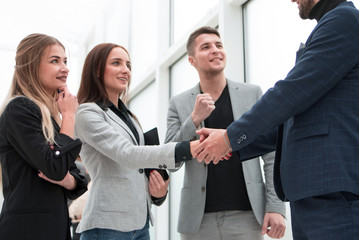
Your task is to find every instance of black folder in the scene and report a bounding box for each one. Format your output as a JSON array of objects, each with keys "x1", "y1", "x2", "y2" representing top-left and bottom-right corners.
[{"x1": 143, "y1": 127, "x2": 169, "y2": 181}]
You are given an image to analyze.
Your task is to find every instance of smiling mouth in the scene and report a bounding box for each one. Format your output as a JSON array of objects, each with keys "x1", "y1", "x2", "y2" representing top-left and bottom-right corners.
[
  {"x1": 117, "y1": 77, "x2": 127, "y2": 82},
  {"x1": 210, "y1": 58, "x2": 222, "y2": 62}
]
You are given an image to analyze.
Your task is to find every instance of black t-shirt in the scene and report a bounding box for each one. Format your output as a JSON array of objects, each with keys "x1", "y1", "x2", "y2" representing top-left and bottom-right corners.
[{"x1": 204, "y1": 85, "x2": 252, "y2": 213}]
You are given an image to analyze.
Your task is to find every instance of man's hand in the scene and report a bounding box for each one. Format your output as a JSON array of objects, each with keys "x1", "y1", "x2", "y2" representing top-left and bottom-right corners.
[
  {"x1": 191, "y1": 93, "x2": 215, "y2": 128},
  {"x1": 38, "y1": 171, "x2": 76, "y2": 190},
  {"x1": 149, "y1": 170, "x2": 170, "y2": 198},
  {"x1": 261, "y1": 212, "x2": 286, "y2": 239},
  {"x1": 193, "y1": 128, "x2": 232, "y2": 164},
  {"x1": 190, "y1": 140, "x2": 200, "y2": 160}
]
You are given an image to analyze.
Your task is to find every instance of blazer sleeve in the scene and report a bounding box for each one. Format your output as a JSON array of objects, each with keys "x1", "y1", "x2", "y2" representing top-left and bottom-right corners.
[
  {"x1": 75, "y1": 104, "x2": 177, "y2": 169},
  {"x1": 227, "y1": 7, "x2": 359, "y2": 152},
  {"x1": 3, "y1": 97, "x2": 82, "y2": 181},
  {"x1": 165, "y1": 96, "x2": 198, "y2": 143},
  {"x1": 165, "y1": 96, "x2": 197, "y2": 170}
]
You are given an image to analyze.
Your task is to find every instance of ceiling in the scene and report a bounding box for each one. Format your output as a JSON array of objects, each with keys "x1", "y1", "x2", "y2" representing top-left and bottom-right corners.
[{"x1": 0, "y1": 0, "x2": 111, "y2": 51}]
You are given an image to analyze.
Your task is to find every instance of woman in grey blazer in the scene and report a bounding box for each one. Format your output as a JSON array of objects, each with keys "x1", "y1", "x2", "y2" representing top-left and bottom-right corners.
[{"x1": 75, "y1": 43, "x2": 198, "y2": 240}]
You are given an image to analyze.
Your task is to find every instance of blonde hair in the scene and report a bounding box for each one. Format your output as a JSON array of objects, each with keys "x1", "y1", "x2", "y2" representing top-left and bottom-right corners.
[{"x1": 0, "y1": 33, "x2": 64, "y2": 143}]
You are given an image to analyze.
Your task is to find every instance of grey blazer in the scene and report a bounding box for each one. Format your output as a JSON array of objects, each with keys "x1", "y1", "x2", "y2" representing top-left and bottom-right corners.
[
  {"x1": 75, "y1": 102, "x2": 177, "y2": 233},
  {"x1": 165, "y1": 79, "x2": 285, "y2": 234}
]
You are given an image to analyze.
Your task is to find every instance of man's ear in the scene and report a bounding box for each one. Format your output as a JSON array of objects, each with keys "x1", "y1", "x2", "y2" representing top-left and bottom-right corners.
[{"x1": 188, "y1": 55, "x2": 195, "y2": 66}]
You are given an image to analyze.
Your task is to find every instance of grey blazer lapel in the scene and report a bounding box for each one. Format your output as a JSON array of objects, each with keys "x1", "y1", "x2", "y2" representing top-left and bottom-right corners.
[
  {"x1": 227, "y1": 80, "x2": 248, "y2": 119},
  {"x1": 189, "y1": 83, "x2": 200, "y2": 109},
  {"x1": 106, "y1": 109, "x2": 140, "y2": 145},
  {"x1": 189, "y1": 83, "x2": 202, "y2": 128}
]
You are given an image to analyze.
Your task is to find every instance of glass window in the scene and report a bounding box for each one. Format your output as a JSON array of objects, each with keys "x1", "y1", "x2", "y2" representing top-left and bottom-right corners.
[
  {"x1": 128, "y1": 81, "x2": 159, "y2": 239},
  {"x1": 65, "y1": 54, "x2": 82, "y2": 95},
  {"x1": 243, "y1": 0, "x2": 316, "y2": 91},
  {"x1": 0, "y1": 50, "x2": 16, "y2": 105},
  {"x1": 170, "y1": 55, "x2": 199, "y2": 97},
  {"x1": 171, "y1": 0, "x2": 219, "y2": 44},
  {"x1": 128, "y1": 82, "x2": 156, "y2": 133},
  {"x1": 130, "y1": 0, "x2": 159, "y2": 88},
  {"x1": 242, "y1": 0, "x2": 359, "y2": 90},
  {"x1": 168, "y1": 54, "x2": 199, "y2": 240}
]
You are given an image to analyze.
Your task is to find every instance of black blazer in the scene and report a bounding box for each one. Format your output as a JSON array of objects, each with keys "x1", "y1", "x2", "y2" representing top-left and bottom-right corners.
[{"x1": 0, "y1": 97, "x2": 87, "y2": 240}]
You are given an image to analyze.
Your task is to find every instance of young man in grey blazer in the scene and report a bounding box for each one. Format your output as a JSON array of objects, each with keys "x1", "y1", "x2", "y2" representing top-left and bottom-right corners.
[{"x1": 165, "y1": 26, "x2": 286, "y2": 240}]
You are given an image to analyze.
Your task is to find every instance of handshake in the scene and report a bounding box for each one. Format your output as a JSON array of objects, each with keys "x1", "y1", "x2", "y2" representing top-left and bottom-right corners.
[{"x1": 190, "y1": 128, "x2": 232, "y2": 164}]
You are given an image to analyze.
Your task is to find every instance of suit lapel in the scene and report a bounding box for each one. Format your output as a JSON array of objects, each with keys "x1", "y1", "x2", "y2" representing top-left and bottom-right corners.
[
  {"x1": 188, "y1": 83, "x2": 200, "y2": 109},
  {"x1": 227, "y1": 80, "x2": 256, "y2": 172},
  {"x1": 227, "y1": 80, "x2": 247, "y2": 120},
  {"x1": 188, "y1": 83, "x2": 202, "y2": 128},
  {"x1": 106, "y1": 109, "x2": 140, "y2": 145}
]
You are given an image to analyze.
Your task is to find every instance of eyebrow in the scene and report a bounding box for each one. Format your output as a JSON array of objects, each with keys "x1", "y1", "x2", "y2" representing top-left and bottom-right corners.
[
  {"x1": 109, "y1": 57, "x2": 122, "y2": 61},
  {"x1": 49, "y1": 55, "x2": 67, "y2": 60},
  {"x1": 109, "y1": 57, "x2": 131, "y2": 63},
  {"x1": 199, "y1": 41, "x2": 222, "y2": 48},
  {"x1": 200, "y1": 42, "x2": 210, "y2": 47}
]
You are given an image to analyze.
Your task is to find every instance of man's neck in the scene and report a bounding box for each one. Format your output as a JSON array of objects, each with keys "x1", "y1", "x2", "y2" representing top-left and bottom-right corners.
[
  {"x1": 309, "y1": 0, "x2": 346, "y2": 21},
  {"x1": 199, "y1": 73, "x2": 227, "y2": 101}
]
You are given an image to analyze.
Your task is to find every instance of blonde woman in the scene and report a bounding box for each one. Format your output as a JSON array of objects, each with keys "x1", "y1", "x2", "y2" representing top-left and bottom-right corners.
[{"x1": 0, "y1": 33, "x2": 87, "y2": 240}]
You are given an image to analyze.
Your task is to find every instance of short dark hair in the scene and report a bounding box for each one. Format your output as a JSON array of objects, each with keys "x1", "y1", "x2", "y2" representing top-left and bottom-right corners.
[{"x1": 186, "y1": 26, "x2": 221, "y2": 56}]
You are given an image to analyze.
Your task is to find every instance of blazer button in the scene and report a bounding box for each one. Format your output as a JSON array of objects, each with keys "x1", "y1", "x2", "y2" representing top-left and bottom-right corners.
[
  {"x1": 55, "y1": 151, "x2": 60, "y2": 156},
  {"x1": 163, "y1": 164, "x2": 167, "y2": 169},
  {"x1": 138, "y1": 169, "x2": 144, "y2": 174},
  {"x1": 158, "y1": 165, "x2": 163, "y2": 169},
  {"x1": 237, "y1": 134, "x2": 247, "y2": 144},
  {"x1": 201, "y1": 186, "x2": 206, "y2": 192}
]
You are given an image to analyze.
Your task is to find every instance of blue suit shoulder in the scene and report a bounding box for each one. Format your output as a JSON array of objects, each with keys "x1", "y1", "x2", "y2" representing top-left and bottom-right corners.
[{"x1": 325, "y1": 1, "x2": 359, "y2": 22}]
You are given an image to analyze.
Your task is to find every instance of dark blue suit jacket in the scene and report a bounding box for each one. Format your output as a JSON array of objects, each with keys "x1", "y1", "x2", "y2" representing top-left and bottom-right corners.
[{"x1": 228, "y1": 1, "x2": 359, "y2": 202}]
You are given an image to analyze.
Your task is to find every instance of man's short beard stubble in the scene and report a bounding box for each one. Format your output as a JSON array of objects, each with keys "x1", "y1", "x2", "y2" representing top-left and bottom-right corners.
[{"x1": 299, "y1": 0, "x2": 317, "y2": 19}]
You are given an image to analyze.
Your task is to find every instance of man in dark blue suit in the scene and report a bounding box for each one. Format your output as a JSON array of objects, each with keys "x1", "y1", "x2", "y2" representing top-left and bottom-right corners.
[{"x1": 193, "y1": 0, "x2": 359, "y2": 239}]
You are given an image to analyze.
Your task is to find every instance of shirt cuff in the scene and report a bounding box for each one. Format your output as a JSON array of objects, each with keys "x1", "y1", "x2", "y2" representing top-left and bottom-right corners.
[
  {"x1": 65, "y1": 170, "x2": 88, "y2": 200},
  {"x1": 54, "y1": 133, "x2": 82, "y2": 158},
  {"x1": 152, "y1": 192, "x2": 168, "y2": 206},
  {"x1": 174, "y1": 141, "x2": 192, "y2": 164}
]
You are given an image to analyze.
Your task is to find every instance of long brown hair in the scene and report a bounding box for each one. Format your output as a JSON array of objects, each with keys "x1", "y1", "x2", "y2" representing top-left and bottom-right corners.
[
  {"x1": 0, "y1": 33, "x2": 64, "y2": 143},
  {"x1": 77, "y1": 43, "x2": 131, "y2": 106}
]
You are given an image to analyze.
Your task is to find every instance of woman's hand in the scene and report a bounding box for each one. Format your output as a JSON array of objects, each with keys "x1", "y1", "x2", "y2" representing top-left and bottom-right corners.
[
  {"x1": 148, "y1": 170, "x2": 170, "y2": 198},
  {"x1": 57, "y1": 86, "x2": 78, "y2": 138},
  {"x1": 190, "y1": 140, "x2": 200, "y2": 158},
  {"x1": 57, "y1": 86, "x2": 78, "y2": 118},
  {"x1": 38, "y1": 171, "x2": 76, "y2": 190},
  {"x1": 190, "y1": 139, "x2": 231, "y2": 163}
]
